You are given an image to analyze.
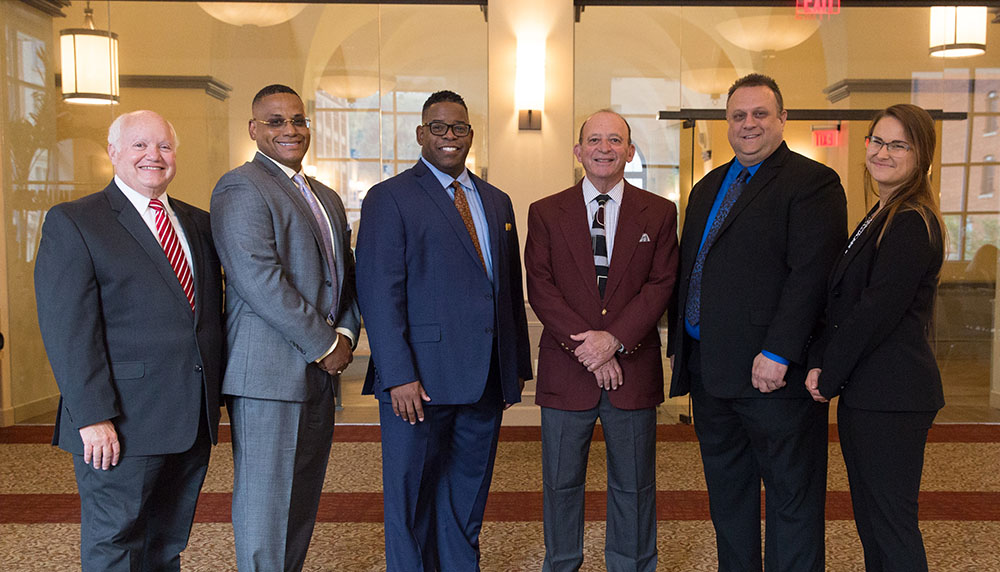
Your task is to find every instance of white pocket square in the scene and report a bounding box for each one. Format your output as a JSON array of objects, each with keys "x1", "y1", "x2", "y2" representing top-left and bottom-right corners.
[{"x1": 639, "y1": 233, "x2": 651, "y2": 243}]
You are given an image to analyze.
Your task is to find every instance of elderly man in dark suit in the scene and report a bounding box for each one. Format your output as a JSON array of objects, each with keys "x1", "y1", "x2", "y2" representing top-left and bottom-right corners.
[
  {"x1": 525, "y1": 109, "x2": 679, "y2": 572},
  {"x1": 356, "y1": 90, "x2": 532, "y2": 572},
  {"x1": 670, "y1": 74, "x2": 847, "y2": 571},
  {"x1": 211, "y1": 84, "x2": 360, "y2": 571},
  {"x1": 35, "y1": 110, "x2": 224, "y2": 572}
]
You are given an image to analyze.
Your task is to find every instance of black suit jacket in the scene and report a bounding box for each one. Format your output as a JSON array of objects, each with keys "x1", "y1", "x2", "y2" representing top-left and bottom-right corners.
[
  {"x1": 670, "y1": 142, "x2": 847, "y2": 399},
  {"x1": 810, "y1": 207, "x2": 945, "y2": 411},
  {"x1": 35, "y1": 181, "x2": 225, "y2": 455}
]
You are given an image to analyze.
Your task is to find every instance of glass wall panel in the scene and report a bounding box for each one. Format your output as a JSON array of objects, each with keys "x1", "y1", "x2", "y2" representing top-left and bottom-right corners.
[
  {"x1": 0, "y1": 0, "x2": 486, "y2": 422},
  {"x1": 576, "y1": 4, "x2": 1000, "y2": 421}
]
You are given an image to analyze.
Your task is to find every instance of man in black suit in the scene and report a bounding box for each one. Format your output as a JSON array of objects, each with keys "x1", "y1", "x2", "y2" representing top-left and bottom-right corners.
[
  {"x1": 35, "y1": 110, "x2": 224, "y2": 572},
  {"x1": 669, "y1": 74, "x2": 846, "y2": 571}
]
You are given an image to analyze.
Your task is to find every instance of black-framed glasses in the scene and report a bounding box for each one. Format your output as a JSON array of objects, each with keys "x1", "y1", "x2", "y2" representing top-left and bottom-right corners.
[
  {"x1": 865, "y1": 135, "x2": 911, "y2": 156},
  {"x1": 253, "y1": 117, "x2": 311, "y2": 129},
  {"x1": 423, "y1": 121, "x2": 471, "y2": 137}
]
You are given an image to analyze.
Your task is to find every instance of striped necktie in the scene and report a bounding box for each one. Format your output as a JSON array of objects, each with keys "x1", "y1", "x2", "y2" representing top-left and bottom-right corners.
[
  {"x1": 293, "y1": 174, "x2": 339, "y2": 322},
  {"x1": 148, "y1": 198, "x2": 195, "y2": 312},
  {"x1": 592, "y1": 194, "x2": 611, "y2": 297}
]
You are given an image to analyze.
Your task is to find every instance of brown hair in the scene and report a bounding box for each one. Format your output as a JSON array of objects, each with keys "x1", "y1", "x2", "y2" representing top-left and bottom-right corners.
[
  {"x1": 727, "y1": 73, "x2": 784, "y2": 113},
  {"x1": 865, "y1": 104, "x2": 945, "y2": 251}
]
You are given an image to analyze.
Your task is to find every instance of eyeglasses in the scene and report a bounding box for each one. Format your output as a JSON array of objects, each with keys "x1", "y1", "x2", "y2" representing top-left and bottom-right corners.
[
  {"x1": 423, "y1": 121, "x2": 472, "y2": 137},
  {"x1": 253, "y1": 117, "x2": 311, "y2": 130},
  {"x1": 865, "y1": 135, "x2": 911, "y2": 156}
]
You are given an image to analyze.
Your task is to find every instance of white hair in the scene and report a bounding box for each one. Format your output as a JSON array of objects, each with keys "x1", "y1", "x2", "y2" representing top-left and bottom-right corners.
[{"x1": 107, "y1": 110, "x2": 179, "y2": 151}]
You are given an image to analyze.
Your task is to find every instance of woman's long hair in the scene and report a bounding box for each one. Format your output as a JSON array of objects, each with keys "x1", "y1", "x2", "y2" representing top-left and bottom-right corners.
[{"x1": 864, "y1": 104, "x2": 946, "y2": 251}]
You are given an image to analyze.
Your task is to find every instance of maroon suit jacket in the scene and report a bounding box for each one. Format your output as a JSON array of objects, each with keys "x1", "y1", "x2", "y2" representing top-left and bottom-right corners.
[{"x1": 525, "y1": 181, "x2": 679, "y2": 411}]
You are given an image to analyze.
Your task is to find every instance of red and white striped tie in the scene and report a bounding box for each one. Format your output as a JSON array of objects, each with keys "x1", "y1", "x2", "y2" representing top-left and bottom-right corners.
[{"x1": 149, "y1": 198, "x2": 195, "y2": 312}]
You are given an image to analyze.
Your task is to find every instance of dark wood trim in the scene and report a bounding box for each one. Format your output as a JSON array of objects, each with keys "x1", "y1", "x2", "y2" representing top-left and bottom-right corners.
[
  {"x1": 823, "y1": 79, "x2": 912, "y2": 104},
  {"x1": 164, "y1": 0, "x2": 483, "y2": 4},
  {"x1": 659, "y1": 109, "x2": 968, "y2": 121},
  {"x1": 54, "y1": 74, "x2": 233, "y2": 101},
  {"x1": 16, "y1": 0, "x2": 69, "y2": 17},
  {"x1": 824, "y1": 79, "x2": 980, "y2": 104}
]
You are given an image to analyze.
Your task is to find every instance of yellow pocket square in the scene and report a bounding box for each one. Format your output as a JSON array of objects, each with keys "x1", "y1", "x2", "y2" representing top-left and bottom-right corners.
[{"x1": 505, "y1": 223, "x2": 512, "y2": 231}]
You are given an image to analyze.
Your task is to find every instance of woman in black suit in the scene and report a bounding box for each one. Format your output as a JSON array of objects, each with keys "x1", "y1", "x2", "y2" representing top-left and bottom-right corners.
[{"x1": 805, "y1": 103, "x2": 945, "y2": 572}]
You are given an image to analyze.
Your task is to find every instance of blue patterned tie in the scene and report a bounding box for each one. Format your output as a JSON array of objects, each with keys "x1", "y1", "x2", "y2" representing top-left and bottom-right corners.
[
  {"x1": 293, "y1": 174, "x2": 339, "y2": 322},
  {"x1": 591, "y1": 194, "x2": 611, "y2": 297},
  {"x1": 685, "y1": 168, "x2": 749, "y2": 326}
]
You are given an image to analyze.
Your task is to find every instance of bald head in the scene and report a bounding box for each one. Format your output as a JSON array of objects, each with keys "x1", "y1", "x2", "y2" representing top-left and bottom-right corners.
[
  {"x1": 107, "y1": 110, "x2": 178, "y2": 198},
  {"x1": 108, "y1": 110, "x2": 178, "y2": 152}
]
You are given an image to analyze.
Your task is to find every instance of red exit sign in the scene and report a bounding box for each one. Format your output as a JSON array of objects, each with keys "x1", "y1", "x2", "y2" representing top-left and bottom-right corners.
[
  {"x1": 813, "y1": 129, "x2": 840, "y2": 147},
  {"x1": 797, "y1": 0, "x2": 840, "y2": 16}
]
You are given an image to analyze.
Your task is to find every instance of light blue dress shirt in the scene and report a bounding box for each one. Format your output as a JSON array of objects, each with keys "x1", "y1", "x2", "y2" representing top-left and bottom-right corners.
[{"x1": 420, "y1": 157, "x2": 494, "y2": 282}]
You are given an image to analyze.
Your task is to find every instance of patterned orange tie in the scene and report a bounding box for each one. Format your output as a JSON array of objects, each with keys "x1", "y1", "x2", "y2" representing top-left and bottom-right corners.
[
  {"x1": 452, "y1": 180, "x2": 486, "y2": 272},
  {"x1": 149, "y1": 198, "x2": 195, "y2": 312}
]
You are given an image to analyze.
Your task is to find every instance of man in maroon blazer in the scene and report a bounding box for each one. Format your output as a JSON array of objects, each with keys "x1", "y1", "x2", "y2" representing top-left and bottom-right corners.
[{"x1": 525, "y1": 110, "x2": 679, "y2": 572}]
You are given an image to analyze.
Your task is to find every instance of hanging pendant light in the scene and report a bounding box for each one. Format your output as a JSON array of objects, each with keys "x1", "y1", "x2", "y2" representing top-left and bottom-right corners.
[
  {"x1": 929, "y1": 6, "x2": 987, "y2": 58},
  {"x1": 197, "y1": 3, "x2": 307, "y2": 27},
  {"x1": 60, "y1": 1, "x2": 119, "y2": 105}
]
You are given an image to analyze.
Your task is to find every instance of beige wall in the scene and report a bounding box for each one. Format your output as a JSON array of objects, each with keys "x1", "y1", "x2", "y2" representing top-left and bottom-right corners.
[
  {"x1": 487, "y1": 0, "x2": 576, "y2": 249},
  {"x1": 2, "y1": 2, "x2": 998, "y2": 424}
]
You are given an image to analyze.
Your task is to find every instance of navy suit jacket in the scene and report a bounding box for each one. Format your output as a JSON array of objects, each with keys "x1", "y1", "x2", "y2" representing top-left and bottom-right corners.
[
  {"x1": 356, "y1": 160, "x2": 532, "y2": 405},
  {"x1": 35, "y1": 181, "x2": 224, "y2": 455}
]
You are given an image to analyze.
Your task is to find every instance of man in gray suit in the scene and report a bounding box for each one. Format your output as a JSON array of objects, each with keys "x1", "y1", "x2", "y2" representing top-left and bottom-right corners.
[
  {"x1": 211, "y1": 84, "x2": 361, "y2": 571},
  {"x1": 35, "y1": 110, "x2": 224, "y2": 571}
]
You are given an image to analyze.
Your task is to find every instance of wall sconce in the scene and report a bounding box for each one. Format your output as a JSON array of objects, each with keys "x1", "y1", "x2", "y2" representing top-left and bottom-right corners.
[
  {"x1": 60, "y1": 1, "x2": 119, "y2": 105},
  {"x1": 515, "y1": 35, "x2": 545, "y2": 130},
  {"x1": 929, "y1": 6, "x2": 987, "y2": 58}
]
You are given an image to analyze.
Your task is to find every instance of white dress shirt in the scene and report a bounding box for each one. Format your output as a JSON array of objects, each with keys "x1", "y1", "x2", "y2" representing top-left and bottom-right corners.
[
  {"x1": 582, "y1": 177, "x2": 624, "y2": 263},
  {"x1": 115, "y1": 175, "x2": 194, "y2": 278}
]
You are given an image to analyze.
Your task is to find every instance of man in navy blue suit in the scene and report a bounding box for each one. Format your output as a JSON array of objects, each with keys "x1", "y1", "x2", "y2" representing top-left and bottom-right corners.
[{"x1": 356, "y1": 90, "x2": 532, "y2": 571}]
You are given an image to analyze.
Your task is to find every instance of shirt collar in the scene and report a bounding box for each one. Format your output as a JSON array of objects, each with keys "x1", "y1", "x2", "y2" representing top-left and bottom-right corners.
[
  {"x1": 258, "y1": 151, "x2": 305, "y2": 180},
  {"x1": 581, "y1": 176, "x2": 625, "y2": 205},
  {"x1": 421, "y1": 156, "x2": 472, "y2": 190},
  {"x1": 729, "y1": 158, "x2": 764, "y2": 180},
  {"x1": 115, "y1": 175, "x2": 175, "y2": 215}
]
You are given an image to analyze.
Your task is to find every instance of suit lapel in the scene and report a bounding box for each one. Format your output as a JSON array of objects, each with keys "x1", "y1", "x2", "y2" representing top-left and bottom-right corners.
[
  {"x1": 604, "y1": 184, "x2": 647, "y2": 301},
  {"x1": 830, "y1": 206, "x2": 884, "y2": 288},
  {"x1": 252, "y1": 153, "x2": 330, "y2": 264},
  {"x1": 714, "y1": 143, "x2": 788, "y2": 240},
  {"x1": 558, "y1": 183, "x2": 603, "y2": 301},
  {"x1": 471, "y1": 173, "x2": 502, "y2": 285},
  {"x1": 414, "y1": 161, "x2": 486, "y2": 271},
  {"x1": 309, "y1": 177, "x2": 348, "y2": 287},
  {"x1": 172, "y1": 200, "x2": 204, "y2": 321},
  {"x1": 105, "y1": 184, "x2": 193, "y2": 315},
  {"x1": 683, "y1": 166, "x2": 727, "y2": 274}
]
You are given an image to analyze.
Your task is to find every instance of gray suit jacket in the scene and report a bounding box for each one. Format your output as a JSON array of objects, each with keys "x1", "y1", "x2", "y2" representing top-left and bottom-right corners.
[{"x1": 211, "y1": 152, "x2": 360, "y2": 402}]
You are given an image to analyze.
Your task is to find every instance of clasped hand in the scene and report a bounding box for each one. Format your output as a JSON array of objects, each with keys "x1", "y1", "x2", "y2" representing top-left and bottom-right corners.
[
  {"x1": 318, "y1": 333, "x2": 353, "y2": 376},
  {"x1": 570, "y1": 330, "x2": 623, "y2": 390}
]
